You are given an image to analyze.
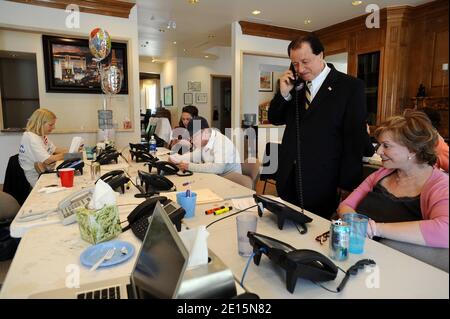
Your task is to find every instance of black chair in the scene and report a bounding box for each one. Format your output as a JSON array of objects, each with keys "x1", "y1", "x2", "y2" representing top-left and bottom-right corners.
[
  {"x1": 259, "y1": 142, "x2": 280, "y2": 194},
  {"x1": 3, "y1": 154, "x2": 31, "y2": 206}
]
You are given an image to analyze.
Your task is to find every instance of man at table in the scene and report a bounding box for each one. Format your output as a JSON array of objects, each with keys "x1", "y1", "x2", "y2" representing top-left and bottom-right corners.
[{"x1": 169, "y1": 116, "x2": 242, "y2": 175}]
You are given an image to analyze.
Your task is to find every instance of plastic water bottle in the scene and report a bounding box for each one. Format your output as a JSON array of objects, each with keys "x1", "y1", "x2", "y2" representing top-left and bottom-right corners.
[{"x1": 149, "y1": 135, "x2": 157, "y2": 155}]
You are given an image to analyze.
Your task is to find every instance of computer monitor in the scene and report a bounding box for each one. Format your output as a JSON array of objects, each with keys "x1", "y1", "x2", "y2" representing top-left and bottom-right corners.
[{"x1": 131, "y1": 202, "x2": 189, "y2": 299}]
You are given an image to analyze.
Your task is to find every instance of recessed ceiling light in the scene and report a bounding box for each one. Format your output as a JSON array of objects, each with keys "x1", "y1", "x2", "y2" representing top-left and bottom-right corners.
[
  {"x1": 188, "y1": 0, "x2": 199, "y2": 4},
  {"x1": 204, "y1": 55, "x2": 209, "y2": 58},
  {"x1": 252, "y1": 10, "x2": 261, "y2": 15},
  {"x1": 352, "y1": 0, "x2": 363, "y2": 5},
  {"x1": 304, "y1": 19, "x2": 311, "y2": 25},
  {"x1": 173, "y1": 41, "x2": 177, "y2": 44}
]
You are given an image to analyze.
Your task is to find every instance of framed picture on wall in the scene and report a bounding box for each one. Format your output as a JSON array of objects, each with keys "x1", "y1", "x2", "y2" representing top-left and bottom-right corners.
[
  {"x1": 188, "y1": 81, "x2": 201, "y2": 91},
  {"x1": 184, "y1": 92, "x2": 193, "y2": 105},
  {"x1": 259, "y1": 70, "x2": 273, "y2": 92},
  {"x1": 164, "y1": 85, "x2": 173, "y2": 106},
  {"x1": 42, "y1": 35, "x2": 128, "y2": 94},
  {"x1": 195, "y1": 93, "x2": 207, "y2": 104}
]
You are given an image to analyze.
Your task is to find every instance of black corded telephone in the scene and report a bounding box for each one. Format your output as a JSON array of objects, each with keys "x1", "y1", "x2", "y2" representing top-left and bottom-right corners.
[
  {"x1": 150, "y1": 160, "x2": 193, "y2": 177},
  {"x1": 253, "y1": 194, "x2": 312, "y2": 233},
  {"x1": 122, "y1": 196, "x2": 185, "y2": 240},
  {"x1": 56, "y1": 159, "x2": 84, "y2": 176},
  {"x1": 131, "y1": 150, "x2": 158, "y2": 163},
  {"x1": 138, "y1": 170, "x2": 176, "y2": 192},
  {"x1": 95, "y1": 149, "x2": 119, "y2": 165},
  {"x1": 247, "y1": 231, "x2": 338, "y2": 294},
  {"x1": 98, "y1": 170, "x2": 130, "y2": 194}
]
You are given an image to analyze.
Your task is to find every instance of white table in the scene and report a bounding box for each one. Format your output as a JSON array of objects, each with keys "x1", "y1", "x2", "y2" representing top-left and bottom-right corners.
[
  {"x1": 2, "y1": 195, "x2": 448, "y2": 298},
  {"x1": 10, "y1": 152, "x2": 254, "y2": 238}
]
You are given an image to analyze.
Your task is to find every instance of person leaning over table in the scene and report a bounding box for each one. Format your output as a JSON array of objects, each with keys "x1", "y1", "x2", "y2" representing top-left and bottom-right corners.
[
  {"x1": 168, "y1": 116, "x2": 242, "y2": 175},
  {"x1": 18, "y1": 108, "x2": 67, "y2": 187},
  {"x1": 168, "y1": 104, "x2": 199, "y2": 153},
  {"x1": 337, "y1": 111, "x2": 449, "y2": 248}
]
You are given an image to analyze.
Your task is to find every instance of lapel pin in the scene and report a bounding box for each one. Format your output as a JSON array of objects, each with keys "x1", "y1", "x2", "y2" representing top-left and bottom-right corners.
[{"x1": 328, "y1": 87, "x2": 332, "y2": 91}]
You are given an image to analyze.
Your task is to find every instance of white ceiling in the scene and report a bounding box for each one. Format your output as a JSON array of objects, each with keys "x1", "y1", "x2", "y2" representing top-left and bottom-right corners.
[{"x1": 136, "y1": 0, "x2": 432, "y2": 62}]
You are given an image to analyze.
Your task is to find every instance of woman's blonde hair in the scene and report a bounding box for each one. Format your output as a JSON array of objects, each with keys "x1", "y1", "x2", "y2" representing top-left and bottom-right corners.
[
  {"x1": 374, "y1": 110, "x2": 438, "y2": 166},
  {"x1": 26, "y1": 108, "x2": 56, "y2": 136}
]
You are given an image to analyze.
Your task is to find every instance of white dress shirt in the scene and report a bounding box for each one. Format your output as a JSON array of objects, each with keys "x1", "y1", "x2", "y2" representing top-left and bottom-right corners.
[{"x1": 284, "y1": 62, "x2": 331, "y2": 101}]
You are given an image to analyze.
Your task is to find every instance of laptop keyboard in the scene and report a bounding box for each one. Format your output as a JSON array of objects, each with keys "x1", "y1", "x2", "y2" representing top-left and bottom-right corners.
[{"x1": 77, "y1": 286, "x2": 121, "y2": 299}]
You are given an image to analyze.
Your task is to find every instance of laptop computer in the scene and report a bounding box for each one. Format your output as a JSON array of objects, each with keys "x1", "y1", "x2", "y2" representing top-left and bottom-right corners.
[{"x1": 30, "y1": 202, "x2": 189, "y2": 299}]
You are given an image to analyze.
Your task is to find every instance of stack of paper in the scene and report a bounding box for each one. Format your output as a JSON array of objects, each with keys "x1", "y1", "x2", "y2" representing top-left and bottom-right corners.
[
  {"x1": 69, "y1": 136, "x2": 84, "y2": 153},
  {"x1": 164, "y1": 188, "x2": 223, "y2": 205}
]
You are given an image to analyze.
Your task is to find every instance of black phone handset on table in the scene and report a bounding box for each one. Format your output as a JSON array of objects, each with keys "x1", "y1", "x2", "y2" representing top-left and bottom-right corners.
[
  {"x1": 98, "y1": 170, "x2": 130, "y2": 194},
  {"x1": 253, "y1": 194, "x2": 312, "y2": 233},
  {"x1": 95, "y1": 149, "x2": 119, "y2": 165},
  {"x1": 152, "y1": 160, "x2": 193, "y2": 177},
  {"x1": 138, "y1": 170, "x2": 176, "y2": 193},
  {"x1": 122, "y1": 196, "x2": 185, "y2": 240},
  {"x1": 56, "y1": 159, "x2": 84, "y2": 175}
]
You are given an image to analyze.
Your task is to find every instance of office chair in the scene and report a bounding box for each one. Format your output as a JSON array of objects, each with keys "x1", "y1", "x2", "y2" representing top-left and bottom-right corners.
[
  {"x1": 259, "y1": 142, "x2": 280, "y2": 194},
  {"x1": 241, "y1": 157, "x2": 260, "y2": 190},
  {"x1": 3, "y1": 154, "x2": 31, "y2": 206}
]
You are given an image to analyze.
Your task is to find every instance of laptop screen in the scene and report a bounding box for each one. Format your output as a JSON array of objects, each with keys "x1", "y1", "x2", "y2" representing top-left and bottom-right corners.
[{"x1": 131, "y1": 202, "x2": 188, "y2": 299}]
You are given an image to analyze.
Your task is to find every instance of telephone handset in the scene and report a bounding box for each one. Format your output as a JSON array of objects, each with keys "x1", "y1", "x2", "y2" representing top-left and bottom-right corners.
[
  {"x1": 58, "y1": 187, "x2": 94, "y2": 225},
  {"x1": 131, "y1": 150, "x2": 158, "y2": 163},
  {"x1": 95, "y1": 149, "x2": 119, "y2": 165},
  {"x1": 55, "y1": 159, "x2": 84, "y2": 176},
  {"x1": 98, "y1": 170, "x2": 130, "y2": 194},
  {"x1": 289, "y1": 63, "x2": 302, "y2": 87},
  {"x1": 123, "y1": 196, "x2": 185, "y2": 240},
  {"x1": 253, "y1": 194, "x2": 312, "y2": 233},
  {"x1": 152, "y1": 160, "x2": 193, "y2": 177},
  {"x1": 138, "y1": 170, "x2": 176, "y2": 192}
]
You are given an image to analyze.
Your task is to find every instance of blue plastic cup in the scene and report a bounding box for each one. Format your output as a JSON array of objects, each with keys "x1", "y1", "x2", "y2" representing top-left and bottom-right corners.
[
  {"x1": 343, "y1": 213, "x2": 369, "y2": 254},
  {"x1": 176, "y1": 191, "x2": 197, "y2": 219}
]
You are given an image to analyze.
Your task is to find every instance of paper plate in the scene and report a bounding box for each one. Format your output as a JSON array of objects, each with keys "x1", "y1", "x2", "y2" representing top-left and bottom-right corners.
[{"x1": 80, "y1": 240, "x2": 135, "y2": 268}]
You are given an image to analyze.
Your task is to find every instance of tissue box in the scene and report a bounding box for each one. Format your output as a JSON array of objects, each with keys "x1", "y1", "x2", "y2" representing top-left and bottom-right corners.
[{"x1": 76, "y1": 205, "x2": 121, "y2": 244}]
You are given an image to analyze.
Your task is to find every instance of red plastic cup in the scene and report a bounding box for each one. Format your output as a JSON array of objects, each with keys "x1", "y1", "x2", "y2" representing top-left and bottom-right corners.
[{"x1": 59, "y1": 168, "x2": 75, "y2": 187}]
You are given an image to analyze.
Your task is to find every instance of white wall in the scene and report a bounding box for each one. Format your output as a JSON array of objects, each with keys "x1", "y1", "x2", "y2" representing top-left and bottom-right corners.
[
  {"x1": 139, "y1": 60, "x2": 162, "y2": 74},
  {"x1": 232, "y1": 22, "x2": 291, "y2": 130},
  {"x1": 174, "y1": 46, "x2": 231, "y2": 126},
  {"x1": 326, "y1": 52, "x2": 348, "y2": 74},
  {"x1": 242, "y1": 55, "x2": 290, "y2": 120},
  {"x1": 160, "y1": 57, "x2": 178, "y2": 125},
  {"x1": 0, "y1": 1, "x2": 140, "y2": 183}
]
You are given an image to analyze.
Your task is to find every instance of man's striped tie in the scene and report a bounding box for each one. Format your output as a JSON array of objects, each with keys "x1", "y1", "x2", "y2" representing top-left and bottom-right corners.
[{"x1": 305, "y1": 81, "x2": 312, "y2": 110}]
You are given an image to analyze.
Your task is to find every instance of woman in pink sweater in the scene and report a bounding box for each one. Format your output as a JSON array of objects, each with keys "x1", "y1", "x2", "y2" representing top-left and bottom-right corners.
[{"x1": 338, "y1": 111, "x2": 448, "y2": 248}]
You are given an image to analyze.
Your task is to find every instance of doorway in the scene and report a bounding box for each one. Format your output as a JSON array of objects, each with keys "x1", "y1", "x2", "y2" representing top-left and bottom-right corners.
[
  {"x1": 0, "y1": 51, "x2": 39, "y2": 129},
  {"x1": 211, "y1": 75, "x2": 231, "y2": 134}
]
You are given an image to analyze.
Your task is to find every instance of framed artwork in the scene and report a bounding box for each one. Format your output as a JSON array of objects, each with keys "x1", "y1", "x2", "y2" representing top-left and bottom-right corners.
[
  {"x1": 184, "y1": 92, "x2": 193, "y2": 105},
  {"x1": 42, "y1": 35, "x2": 128, "y2": 94},
  {"x1": 259, "y1": 70, "x2": 273, "y2": 92},
  {"x1": 188, "y1": 81, "x2": 201, "y2": 91},
  {"x1": 164, "y1": 85, "x2": 173, "y2": 106},
  {"x1": 195, "y1": 93, "x2": 207, "y2": 104}
]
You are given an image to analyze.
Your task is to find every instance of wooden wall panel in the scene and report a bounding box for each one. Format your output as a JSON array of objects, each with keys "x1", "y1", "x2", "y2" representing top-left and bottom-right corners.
[{"x1": 430, "y1": 30, "x2": 449, "y2": 96}]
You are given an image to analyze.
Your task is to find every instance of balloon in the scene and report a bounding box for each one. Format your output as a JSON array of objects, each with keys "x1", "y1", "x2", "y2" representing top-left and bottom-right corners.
[
  {"x1": 101, "y1": 65, "x2": 123, "y2": 95},
  {"x1": 89, "y1": 27, "x2": 111, "y2": 62}
]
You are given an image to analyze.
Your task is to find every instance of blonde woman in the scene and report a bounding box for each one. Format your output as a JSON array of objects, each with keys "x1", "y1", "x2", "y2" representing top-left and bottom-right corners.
[{"x1": 18, "y1": 108, "x2": 66, "y2": 187}]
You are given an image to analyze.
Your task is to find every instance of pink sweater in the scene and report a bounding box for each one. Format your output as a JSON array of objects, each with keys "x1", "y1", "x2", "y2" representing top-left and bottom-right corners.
[{"x1": 341, "y1": 167, "x2": 449, "y2": 248}]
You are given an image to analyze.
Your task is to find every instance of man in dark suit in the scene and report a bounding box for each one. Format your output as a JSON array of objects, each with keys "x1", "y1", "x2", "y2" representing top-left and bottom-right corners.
[{"x1": 268, "y1": 35, "x2": 367, "y2": 219}]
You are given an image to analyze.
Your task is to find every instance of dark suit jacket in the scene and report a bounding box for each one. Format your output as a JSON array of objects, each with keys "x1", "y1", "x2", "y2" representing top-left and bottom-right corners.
[{"x1": 268, "y1": 64, "x2": 367, "y2": 217}]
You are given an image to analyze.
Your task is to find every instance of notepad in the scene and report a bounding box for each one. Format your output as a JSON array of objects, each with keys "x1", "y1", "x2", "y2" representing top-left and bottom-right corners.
[
  {"x1": 164, "y1": 188, "x2": 223, "y2": 205},
  {"x1": 69, "y1": 136, "x2": 84, "y2": 153}
]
